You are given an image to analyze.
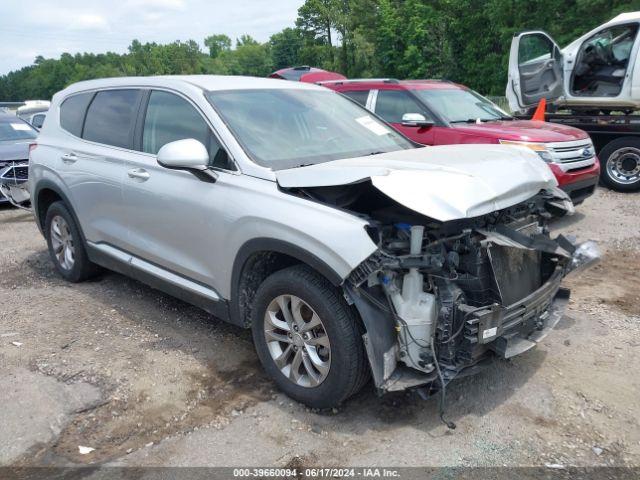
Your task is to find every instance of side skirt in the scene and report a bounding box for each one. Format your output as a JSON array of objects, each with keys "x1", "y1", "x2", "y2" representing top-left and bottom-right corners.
[{"x1": 86, "y1": 243, "x2": 234, "y2": 325}]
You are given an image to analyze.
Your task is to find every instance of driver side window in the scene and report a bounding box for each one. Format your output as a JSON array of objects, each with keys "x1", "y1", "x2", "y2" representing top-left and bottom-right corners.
[
  {"x1": 143, "y1": 90, "x2": 234, "y2": 170},
  {"x1": 518, "y1": 35, "x2": 553, "y2": 65},
  {"x1": 374, "y1": 90, "x2": 430, "y2": 124}
]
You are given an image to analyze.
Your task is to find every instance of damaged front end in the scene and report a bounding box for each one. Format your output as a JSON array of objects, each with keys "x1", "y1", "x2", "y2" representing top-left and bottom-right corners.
[
  {"x1": 276, "y1": 146, "x2": 599, "y2": 397},
  {"x1": 342, "y1": 188, "x2": 599, "y2": 394},
  {"x1": 0, "y1": 161, "x2": 31, "y2": 209}
]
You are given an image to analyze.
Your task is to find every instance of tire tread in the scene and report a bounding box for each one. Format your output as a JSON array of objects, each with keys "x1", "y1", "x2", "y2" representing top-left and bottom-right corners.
[{"x1": 252, "y1": 264, "x2": 369, "y2": 408}]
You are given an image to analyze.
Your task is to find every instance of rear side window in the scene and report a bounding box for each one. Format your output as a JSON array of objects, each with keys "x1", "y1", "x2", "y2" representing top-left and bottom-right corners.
[
  {"x1": 60, "y1": 92, "x2": 93, "y2": 137},
  {"x1": 375, "y1": 90, "x2": 426, "y2": 123},
  {"x1": 83, "y1": 90, "x2": 139, "y2": 148},
  {"x1": 143, "y1": 90, "x2": 233, "y2": 170},
  {"x1": 341, "y1": 90, "x2": 369, "y2": 107}
]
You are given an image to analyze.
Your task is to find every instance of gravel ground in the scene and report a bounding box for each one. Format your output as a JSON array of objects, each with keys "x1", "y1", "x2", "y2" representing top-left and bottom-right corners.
[{"x1": 0, "y1": 188, "x2": 639, "y2": 469}]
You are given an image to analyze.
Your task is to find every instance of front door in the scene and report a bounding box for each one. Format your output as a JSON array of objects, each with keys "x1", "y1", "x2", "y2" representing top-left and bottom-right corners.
[
  {"x1": 121, "y1": 89, "x2": 237, "y2": 293},
  {"x1": 372, "y1": 89, "x2": 437, "y2": 145},
  {"x1": 507, "y1": 31, "x2": 564, "y2": 113}
]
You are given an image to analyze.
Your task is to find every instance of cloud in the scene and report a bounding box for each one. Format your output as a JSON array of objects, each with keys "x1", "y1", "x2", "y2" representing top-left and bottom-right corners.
[
  {"x1": 129, "y1": 0, "x2": 186, "y2": 9},
  {"x1": 28, "y1": 7, "x2": 110, "y2": 31},
  {"x1": 73, "y1": 14, "x2": 110, "y2": 30},
  {"x1": 0, "y1": 0, "x2": 303, "y2": 75}
]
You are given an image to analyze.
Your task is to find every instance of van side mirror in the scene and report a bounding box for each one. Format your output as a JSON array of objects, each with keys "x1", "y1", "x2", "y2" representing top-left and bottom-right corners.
[
  {"x1": 157, "y1": 138, "x2": 218, "y2": 182},
  {"x1": 401, "y1": 113, "x2": 434, "y2": 128}
]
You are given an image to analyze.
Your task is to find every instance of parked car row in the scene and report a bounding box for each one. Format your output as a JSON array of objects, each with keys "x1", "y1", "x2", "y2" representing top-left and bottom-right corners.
[
  {"x1": 0, "y1": 112, "x2": 36, "y2": 206},
  {"x1": 0, "y1": 101, "x2": 50, "y2": 206},
  {"x1": 28, "y1": 75, "x2": 599, "y2": 410},
  {"x1": 16, "y1": 100, "x2": 50, "y2": 129}
]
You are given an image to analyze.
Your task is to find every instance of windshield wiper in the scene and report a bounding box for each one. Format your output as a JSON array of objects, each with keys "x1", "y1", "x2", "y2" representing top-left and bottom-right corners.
[
  {"x1": 450, "y1": 118, "x2": 484, "y2": 124},
  {"x1": 450, "y1": 118, "x2": 504, "y2": 124}
]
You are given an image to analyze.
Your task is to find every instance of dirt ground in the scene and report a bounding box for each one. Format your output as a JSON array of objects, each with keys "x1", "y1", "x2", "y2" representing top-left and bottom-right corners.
[{"x1": 0, "y1": 187, "x2": 639, "y2": 470}]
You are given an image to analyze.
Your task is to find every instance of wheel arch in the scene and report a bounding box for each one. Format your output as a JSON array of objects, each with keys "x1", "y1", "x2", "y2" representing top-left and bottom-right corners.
[
  {"x1": 229, "y1": 238, "x2": 345, "y2": 328},
  {"x1": 32, "y1": 181, "x2": 87, "y2": 243}
]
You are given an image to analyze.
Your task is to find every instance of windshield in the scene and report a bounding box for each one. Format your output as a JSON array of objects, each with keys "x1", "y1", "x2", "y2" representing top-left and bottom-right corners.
[
  {"x1": 413, "y1": 88, "x2": 511, "y2": 123},
  {"x1": 206, "y1": 89, "x2": 413, "y2": 170},
  {"x1": 0, "y1": 118, "x2": 38, "y2": 142}
]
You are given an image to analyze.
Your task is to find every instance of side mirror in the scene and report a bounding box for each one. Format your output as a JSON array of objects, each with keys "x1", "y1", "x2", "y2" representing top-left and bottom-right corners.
[
  {"x1": 157, "y1": 138, "x2": 209, "y2": 170},
  {"x1": 157, "y1": 138, "x2": 218, "y2": 182},
  {"x1": 401, "y1": 113, "x2": 434, "y2": 128}
]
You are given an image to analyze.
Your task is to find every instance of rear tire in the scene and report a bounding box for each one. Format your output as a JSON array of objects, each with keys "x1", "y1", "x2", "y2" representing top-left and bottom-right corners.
[
  {"x1": 44, "y1": 201, "x2": 101, "y2": 282},
  {"x1": 251, "y1": 265, "x2": 369, "y2": 408},
  {"x1": 599, "y1": 138, "x2": 640, "y2": 192}
]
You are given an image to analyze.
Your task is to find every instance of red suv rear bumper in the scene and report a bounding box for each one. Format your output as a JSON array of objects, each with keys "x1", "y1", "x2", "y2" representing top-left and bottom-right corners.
[{"x1": 549, "y1": 157, "x2": 600, "y2": 205}]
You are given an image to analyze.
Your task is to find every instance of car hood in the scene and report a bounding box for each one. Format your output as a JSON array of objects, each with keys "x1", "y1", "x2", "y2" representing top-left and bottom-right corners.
[
  {"x1": 0, "y1": 141, "x2": 30, "y2": 162},
  {"x1": 451, "y1": 119, "x2": 589, "y2": 142},
  {"x1": 275, "y1": 145, "x2": 558, "y2": 222}
]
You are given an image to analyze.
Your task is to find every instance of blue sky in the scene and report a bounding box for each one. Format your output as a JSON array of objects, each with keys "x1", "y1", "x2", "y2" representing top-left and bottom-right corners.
[{"x1": 0, "y1": 0, "x2": 303, "y2": 75}]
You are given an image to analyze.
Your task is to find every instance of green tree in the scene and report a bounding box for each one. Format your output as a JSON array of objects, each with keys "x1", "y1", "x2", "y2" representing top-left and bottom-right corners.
[
  {"x1": 3, "y1": 0, "x2": 640, "y2": 101},
  {"x1": 270, "y1": 28, "x2": 305, "y2": 69},
  {"x1": 204, "y1": 34, "x2": 232, "y2": 58},
  {"x1": 236, "y1": 35, "x2": 259, "y2": 47}
]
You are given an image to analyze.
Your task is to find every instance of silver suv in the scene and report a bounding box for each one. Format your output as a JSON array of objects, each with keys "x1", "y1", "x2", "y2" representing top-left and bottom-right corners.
[{"x1": 29, "y1": 76, "x2": 597, "y2": 409}]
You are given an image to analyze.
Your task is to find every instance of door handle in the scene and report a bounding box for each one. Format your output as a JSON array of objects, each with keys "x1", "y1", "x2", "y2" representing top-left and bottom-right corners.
[
  {"x1": 61, "y1": 153, "x2": 78, "y2": 164},
  {"x1": 127, "y1": 168, "x2": 150, "y2": 181}
]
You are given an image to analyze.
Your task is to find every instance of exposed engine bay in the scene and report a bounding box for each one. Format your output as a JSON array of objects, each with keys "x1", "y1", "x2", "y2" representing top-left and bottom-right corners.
[{"x1": 290, "y1": 180, "x2": 599, "y2": 397}]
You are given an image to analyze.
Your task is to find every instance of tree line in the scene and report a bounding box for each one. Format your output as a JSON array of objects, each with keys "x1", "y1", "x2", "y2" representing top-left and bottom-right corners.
[{"x1": 1, "y1": 0, "x2": 637, "y2": 101}]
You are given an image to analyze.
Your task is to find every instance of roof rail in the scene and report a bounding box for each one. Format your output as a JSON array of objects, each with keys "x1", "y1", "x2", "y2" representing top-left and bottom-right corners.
[
  {"x1": 317, "y1": 78, "x2": 400, "y2": 85},
  {"x1": 401, "y1": 78, "x2": 453, "y2": 83}
]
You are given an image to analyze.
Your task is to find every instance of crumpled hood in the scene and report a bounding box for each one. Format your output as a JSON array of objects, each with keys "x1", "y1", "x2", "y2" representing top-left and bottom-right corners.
[{"x1": 276, "y1": 144, "x2": 558, "y2": 222}]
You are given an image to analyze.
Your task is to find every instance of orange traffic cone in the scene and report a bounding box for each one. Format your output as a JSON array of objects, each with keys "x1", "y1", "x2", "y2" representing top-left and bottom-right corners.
[{"x1": 532, "y1": 98, "x2": 546, "y2": 121}]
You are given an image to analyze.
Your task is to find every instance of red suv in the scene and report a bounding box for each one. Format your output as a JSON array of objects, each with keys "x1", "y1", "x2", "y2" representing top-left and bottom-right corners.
[{"x1": 322, "y1": 79, "x2": 600, "y2": 204}]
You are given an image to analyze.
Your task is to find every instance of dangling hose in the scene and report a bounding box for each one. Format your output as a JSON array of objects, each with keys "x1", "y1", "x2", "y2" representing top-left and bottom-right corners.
[{"x1": 431, "y1": 337, "x2": 456, "y2": 430}]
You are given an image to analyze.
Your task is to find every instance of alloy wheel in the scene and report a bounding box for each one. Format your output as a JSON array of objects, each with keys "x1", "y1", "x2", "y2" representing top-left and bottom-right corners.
[
  {"x1": 50, "y1": 215, "x2": 75, "y2": 271},
  {"x1": 263, "y1": 294, "x2": 331, "y2": 388}
]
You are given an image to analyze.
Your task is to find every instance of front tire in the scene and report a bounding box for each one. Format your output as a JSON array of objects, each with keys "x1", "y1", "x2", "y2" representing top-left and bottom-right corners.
[
  {"x1": 44, "y1": 201, "x2": 101, "y2": 282},
  {"x1": 251, "y1": 265, "x2": 369, "y2": 408},
  {"x1": 599, "y1": 138, "x2": 640, "y2": 192}
]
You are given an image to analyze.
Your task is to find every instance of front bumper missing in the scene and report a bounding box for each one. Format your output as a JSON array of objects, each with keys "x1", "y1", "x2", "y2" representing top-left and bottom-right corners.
[
  {"x1": 467, "y1": 239, "x2": 599, "y2": 359},
  {"x1": 473, "y1": 285, "x2": 570, "y2": 359},
  {"x1": 348, "y1": 240, "x2": 600, "y2": 393}
]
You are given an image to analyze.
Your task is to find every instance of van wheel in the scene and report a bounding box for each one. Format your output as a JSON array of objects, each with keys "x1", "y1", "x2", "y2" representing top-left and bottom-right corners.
[
  {"x1": 251, "y1": 265, "x2": 369, "y2": 408},
  {"x1": 600, "y1": 138, "x2": 640, "y2": 192},
  {"x1": 44, "y1": 201, "x2": 101, "y2": 282}
]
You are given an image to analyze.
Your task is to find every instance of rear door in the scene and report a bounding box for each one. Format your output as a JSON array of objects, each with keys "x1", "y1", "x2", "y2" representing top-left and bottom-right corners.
[
  {"x1": 507, "y1": 31, "x2": 565, "y2": 112},
  {"x1": 58, "y1": 89, "x2": 142, "y2": 248},
  {"x1": 339, "y1": 89, "x2": 371, "y2": 108}
]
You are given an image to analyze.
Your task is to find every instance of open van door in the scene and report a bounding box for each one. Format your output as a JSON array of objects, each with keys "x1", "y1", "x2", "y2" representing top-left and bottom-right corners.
[{"x1": 507, "y1": 31, "x2": 564, "y2": 113}]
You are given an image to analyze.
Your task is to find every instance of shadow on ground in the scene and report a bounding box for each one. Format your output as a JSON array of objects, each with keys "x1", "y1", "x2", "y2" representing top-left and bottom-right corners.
[{"x1": 9, "y1": 248, "x2": 545, "y2": 465}]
